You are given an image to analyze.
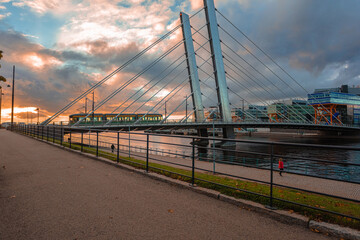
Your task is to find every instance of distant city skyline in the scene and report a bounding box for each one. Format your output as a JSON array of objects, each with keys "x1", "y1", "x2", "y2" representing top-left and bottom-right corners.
[{"x1": 0, "y1": 0, "x2": 359, "y2": 123}]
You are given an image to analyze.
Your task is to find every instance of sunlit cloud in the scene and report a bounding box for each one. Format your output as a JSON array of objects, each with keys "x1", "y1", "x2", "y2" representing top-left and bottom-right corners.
[
  {"x1": 22, "y1": 53, "x2": 62, "y2": 69},
  {"x1": 156, "y1": 89, "x2": 170, "y2": 98},
  {"x1": 1, "y1": 107, "x2": 37, "y2": 118},
  {"x1": 11, "y1": 0, "x2": 73, "y2": 15}
]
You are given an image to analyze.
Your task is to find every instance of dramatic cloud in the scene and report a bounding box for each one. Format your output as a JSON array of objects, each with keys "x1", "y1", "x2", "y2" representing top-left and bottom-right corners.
[{"x1": 0, "y1": 0, "x2": 359, "y2": 122}]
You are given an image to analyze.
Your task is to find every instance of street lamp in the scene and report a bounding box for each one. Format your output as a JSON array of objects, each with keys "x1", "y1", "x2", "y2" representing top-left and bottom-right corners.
[
  {"x1": 10, "y1": 65, "x2": 15, "y2": 131},
  {"x1": 0, "y1": 87, "x2": 4, "y2": 126},
  {"x1": 0, "y1": 84, "x2": 10, "y2": 126},
  {"x1": 36, "y1": 108, "x2": 40, "y2": 124},
  {"x1": 164, "y1": 100, "x2": 167, "y2": 123}
]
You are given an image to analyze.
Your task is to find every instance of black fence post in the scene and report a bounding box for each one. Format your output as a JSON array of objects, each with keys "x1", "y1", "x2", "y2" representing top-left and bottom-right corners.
[
  {"x1": 81, "y1": 132, "x2": 83, "y2": 152},
  {"x1": 53, "y1": 127, "x2": 55, "y2": 143},
  {"x1": 60, "y1": 127, "x2": 63, "y2": 146},
  {"x1": 96, "y1": 131, "x2": 99, "y2": 157},
  {"x1": 117, "y1": 132, "x2": 119, "y2": 163},
  {"x1": 128, "y1": 127, "x2": 131, "y2": 158},
  {"x1": 41, "y1": 126, "x2": 44, "y2": 140},
  {"x1": 146, "y1": 134, "x2": 149, "y2": 172},
  {"x1": 69, "y1": 130, "x2": 72, "y2": 149},
  {"x1": 191, "y1": 143, "x2": 195, "y2": 186},
  {"x1": 269, "y1": 143, "x2": 276, "y2": 209},
  {"x1": 47, "y1": 126, "x2": 49, "y2": 141}
]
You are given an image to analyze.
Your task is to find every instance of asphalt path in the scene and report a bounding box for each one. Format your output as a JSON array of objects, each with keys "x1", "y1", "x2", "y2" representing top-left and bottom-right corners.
[{"x1": 0, "y1": 130, "x2": 332, "y2": 240}]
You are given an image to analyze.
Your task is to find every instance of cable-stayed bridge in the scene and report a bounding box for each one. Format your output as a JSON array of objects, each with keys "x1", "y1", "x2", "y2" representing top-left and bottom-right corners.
[{"x1": 41, "y1": 0, "x2": 360, "y2": 136}]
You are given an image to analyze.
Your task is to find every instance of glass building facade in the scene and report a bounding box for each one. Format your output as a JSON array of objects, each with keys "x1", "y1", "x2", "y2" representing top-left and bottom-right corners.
[{"x1": 308, "y1": 92, "x2": 360, "y2": 126}]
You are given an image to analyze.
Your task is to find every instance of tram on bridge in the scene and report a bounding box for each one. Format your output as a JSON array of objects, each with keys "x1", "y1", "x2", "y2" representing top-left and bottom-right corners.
[{"x1": 69, "y1": 113, "x2": 163, "y2": 125}]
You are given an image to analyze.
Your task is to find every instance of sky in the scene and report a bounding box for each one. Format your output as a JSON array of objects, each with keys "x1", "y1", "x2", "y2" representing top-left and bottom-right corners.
[{"x1": 0, "y1": 0, "x2": 360, "y2": 123}]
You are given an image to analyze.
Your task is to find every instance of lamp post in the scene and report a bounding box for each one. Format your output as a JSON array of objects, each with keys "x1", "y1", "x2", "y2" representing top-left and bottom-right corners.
[
  {"x1": 10, "y1": 65, "x2": 15, "y2": 131},
  {"x1": 0, "y1": 83, "x2": 11, "y2": 126},
  {"x1": 85, "y1": 97, "x2": 88, "y2": 114},
  {"x1": 37, "y1": 108, "x2": 40, "y2": 124},
  {"x1": 0, "y1": 87, "x2": 3, "y2": 125},
  {"x1": 164, "y1": 100, "x2": 167, "y2": 123},
  {"x1": 92, "y1": 91, "x2": 95, "y2": 125}
]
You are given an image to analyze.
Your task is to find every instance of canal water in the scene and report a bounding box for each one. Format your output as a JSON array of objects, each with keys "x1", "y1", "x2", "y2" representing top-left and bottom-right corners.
[{"x1": 67, "y1": 131, "x2": 360, "y2": 183}]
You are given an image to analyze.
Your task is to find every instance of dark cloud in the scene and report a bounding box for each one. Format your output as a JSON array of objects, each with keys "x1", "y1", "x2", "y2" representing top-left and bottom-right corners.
[{"x1": 220, "y1": 0, "x2": 360, "y2": 74}]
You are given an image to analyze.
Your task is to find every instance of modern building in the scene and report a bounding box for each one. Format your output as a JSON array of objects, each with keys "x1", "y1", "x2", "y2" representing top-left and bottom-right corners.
[
  {"x1": 308, "y1": 85, "x2": 360, "y2": 126},
  {"x1": 232, "y1": 105, "x2": 268, "y2": 122},
  {"x1": 267, "y1": 100, "x2": 314, "y2": 123}
]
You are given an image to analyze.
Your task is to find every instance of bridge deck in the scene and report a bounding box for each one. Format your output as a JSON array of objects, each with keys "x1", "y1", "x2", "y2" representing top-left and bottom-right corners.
[
  {"x1": 0, "y1": 130, "x2": 340, "y2": 239},
  {"x1": 63, "y1": 121, "x2": 360, "y2": 133}
]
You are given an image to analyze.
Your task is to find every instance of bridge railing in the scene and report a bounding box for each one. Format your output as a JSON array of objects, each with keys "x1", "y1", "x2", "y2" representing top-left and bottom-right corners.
[{"x1": 11, "y1": 124, "x2": 360, "y2": 228}]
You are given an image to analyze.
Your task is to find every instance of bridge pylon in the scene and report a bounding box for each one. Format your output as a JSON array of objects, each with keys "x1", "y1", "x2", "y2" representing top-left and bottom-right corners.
[
  {"x1": 203, "y1": 0, "x2": 235, "y2": 141},
  {"x1": 180, "y1": 12, "x2": 208, "y2": 138}
]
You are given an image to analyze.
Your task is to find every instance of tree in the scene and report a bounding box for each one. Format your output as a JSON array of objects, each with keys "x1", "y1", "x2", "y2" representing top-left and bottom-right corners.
[{"x1": 0, "y1": 50, "x2": 6, "y2": 82}]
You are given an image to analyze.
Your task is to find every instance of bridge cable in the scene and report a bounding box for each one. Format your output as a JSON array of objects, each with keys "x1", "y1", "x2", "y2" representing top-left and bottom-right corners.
[
  {"x1": 72, "y1": 39, "x2": 185, "y2": 126},
  {"x1": 124, "y1": 42, "x2": 213, "y2": 123},
  {"x1": 223, "y1": 59, "x2": 310, "y2": 123},
  {"x1": 220, "y1": 41, "x2": 315, "y2": 123},
  {"x1": 104, "y1": 30, "x2": 211, "y2": 126},
  {"x1": 191, "y1": 26, "x2": 296, "y2": 121},
  {"x1": 215, "y1": 14, "x2": 343, "y2": 124},
  {"x1": 132, "y1": 55, "x2": 215, "y2": 124},
  {"x1": 42, "y1": 8, "x2": 204, "y2": 125},
  {"x1": 192, "y1": 39, "x2": 291, "y2": 122},
  {"x1": 104, "y1": 55, "x2": 187, "y2": 125}
]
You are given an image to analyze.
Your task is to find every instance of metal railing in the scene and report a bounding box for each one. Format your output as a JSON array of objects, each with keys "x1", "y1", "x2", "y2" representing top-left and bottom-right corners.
[{"x1": 11, "y1": 124, "x2": 360, "y2": 224}]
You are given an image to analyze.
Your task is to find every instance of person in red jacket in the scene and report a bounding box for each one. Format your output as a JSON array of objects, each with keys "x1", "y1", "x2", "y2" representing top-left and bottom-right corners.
[{"x1": 278, "y1": 158, "x2": 284, "y2": 176}]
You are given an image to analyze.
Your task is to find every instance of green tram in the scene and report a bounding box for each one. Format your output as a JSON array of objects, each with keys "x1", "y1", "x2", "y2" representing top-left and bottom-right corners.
[{"x1": 69, "y1": 113, "x2": 163, "y2": 125}]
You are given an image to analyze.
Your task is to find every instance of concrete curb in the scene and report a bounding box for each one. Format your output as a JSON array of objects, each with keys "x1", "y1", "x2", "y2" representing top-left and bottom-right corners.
[
  {"x1": 16, "y1": 132, "x2": 360, "y2": 240},
  {"x1": 309, "y1": 221, "x2": 360, "y2": 240}
]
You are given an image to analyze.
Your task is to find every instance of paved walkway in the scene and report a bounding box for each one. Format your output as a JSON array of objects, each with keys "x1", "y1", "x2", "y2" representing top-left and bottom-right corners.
[{"x1": 0, "y1": 129, "x2": 333, "y2": 240}]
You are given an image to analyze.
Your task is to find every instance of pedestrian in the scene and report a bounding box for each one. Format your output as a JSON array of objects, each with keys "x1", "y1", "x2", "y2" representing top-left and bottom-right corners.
[
  {"x1": 111, "y1": 144, "x2": 115, "y2": 153},
  {"x1": 278, "y1": 158, "x2": 284, "y2": 176}
]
